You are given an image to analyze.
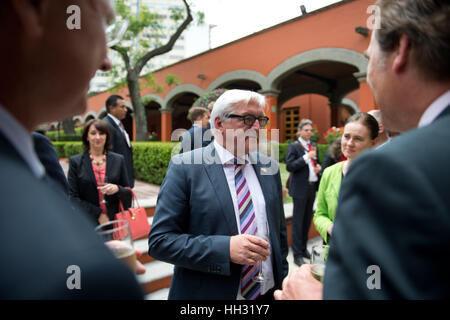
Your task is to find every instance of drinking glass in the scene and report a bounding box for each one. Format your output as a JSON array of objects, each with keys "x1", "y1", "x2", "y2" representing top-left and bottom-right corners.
[
  {"x1": 254, "y1": 221, "x2": 270, "y2": 283},
  {"x1": 100, "y1": 175, "x2": 108, "y2": 204},
  {"x1": 95, "y1": 220, "x2": 136, "y2": 273},
  {"x1": 310, "y1": 244, "x2": 329, "y2": 283}
]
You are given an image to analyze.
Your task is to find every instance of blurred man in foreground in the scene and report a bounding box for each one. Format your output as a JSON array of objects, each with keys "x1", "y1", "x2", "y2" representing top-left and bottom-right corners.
[
  {"x1": 0, "y1": 0, "x2": 143, "y2": 299},
  {"x1": 275, "y1": 0, "x2": 450, "y2": 299}
]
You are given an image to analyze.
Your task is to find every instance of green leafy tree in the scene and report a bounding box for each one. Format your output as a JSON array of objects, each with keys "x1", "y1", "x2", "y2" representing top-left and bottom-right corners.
[{"x1": 107, "y1": 0, "x2": 201, "y2": 141}]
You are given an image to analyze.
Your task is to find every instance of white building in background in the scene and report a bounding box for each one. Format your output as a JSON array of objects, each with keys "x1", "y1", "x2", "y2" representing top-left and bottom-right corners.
[{"x1": 89, "y1": 0, "x2": 209, "y2": 94}]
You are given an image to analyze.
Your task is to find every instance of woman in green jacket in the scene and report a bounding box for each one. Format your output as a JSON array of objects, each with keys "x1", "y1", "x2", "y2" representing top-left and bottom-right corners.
[{"x1": 314, "y1": 113, "x2": 379, "y2": 243}]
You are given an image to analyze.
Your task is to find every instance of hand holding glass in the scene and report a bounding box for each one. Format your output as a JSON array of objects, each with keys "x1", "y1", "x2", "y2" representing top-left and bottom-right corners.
[
  {"x1": 310, "y1": 245, "x2": 329, "y2": 283},
  {"x1": 95, "y1": 220, "x2": 137, "y2": 274}
]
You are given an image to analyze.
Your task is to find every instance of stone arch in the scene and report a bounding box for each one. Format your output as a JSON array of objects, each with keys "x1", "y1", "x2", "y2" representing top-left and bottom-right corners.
[
  {"x1": 205, "y1": 70, "x2": 268, "y2": 92},
  {"x1": 267, "y1": 48, "x2": 368, "y2": 90},
  {"x1": 83, "y1": 111, "x2": 97, "y2": 123},
  {"x1": 73, "y1": 116, "x2": 83, "y2": 125},
  {"x1": 341, "y1": 98, "x2": 360, "y2": 113},
  {"x1": 97, "y1": 107, "x2": 107, "y2": 119},
  {"x1": 164, "y1": 84, "x2": 204, "y2": 109},
  {"x1": 141, "y1": 94, "x2": 164, "y2": 107}
]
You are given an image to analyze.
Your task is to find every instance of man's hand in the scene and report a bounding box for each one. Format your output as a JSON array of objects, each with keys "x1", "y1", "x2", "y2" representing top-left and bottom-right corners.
[
  {"x1": 230, "y1": 234, "x2": 270, "y2": 265},
  {"x1": 314, "y1": 164, "x2": 322, "y2": 175},
  {"x1": 307, "y1": 150, "x2": 316, "y2": 160},
  {"x1": 274, "y1": 264, "x2": 323, "y2": 300},
  {"x1": 134, "y1": 248, "x2": 146, "y2": 275}
]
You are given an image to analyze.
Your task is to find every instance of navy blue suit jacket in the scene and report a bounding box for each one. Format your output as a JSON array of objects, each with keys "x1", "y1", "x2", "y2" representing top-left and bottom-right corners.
[
  {"x1": 32, "y1": 132, "x2": 69, "y2": 195},
  {"x1": 148, "y1": 143, "x2": 289, "y2": 299},
  {"x1": 0, "y1": 133, "x2": 143, "y2": 299},
  {"x1": 324, "y1": 105, "x2": 450, "y2": 299}
]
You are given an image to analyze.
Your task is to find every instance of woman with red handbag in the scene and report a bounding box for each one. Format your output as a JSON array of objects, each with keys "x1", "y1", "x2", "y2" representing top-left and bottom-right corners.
[{"x1": 68, "y1": 119, "x2": 132, "y2": 225}]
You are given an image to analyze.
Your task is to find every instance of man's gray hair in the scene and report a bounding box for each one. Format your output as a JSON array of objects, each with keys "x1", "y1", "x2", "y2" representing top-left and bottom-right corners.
[
  {"x1": 298, "y1": 119, "x2": 313, "y2": 129},
  {"x1": 209, "y1": 89, "x2": 266, "y2": 129}
]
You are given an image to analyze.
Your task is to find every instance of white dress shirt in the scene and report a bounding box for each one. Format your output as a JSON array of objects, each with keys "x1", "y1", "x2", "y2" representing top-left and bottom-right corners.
[
  {"x1": 298, "y1": 137, "x2": 318, "y2": 182},
  {"x1": 0, "y1": 104, "x2": 45, "y2": 179},
  {"x1": 213, "y1": 140, "x2": 274, "y2": 298},
  {"x1": 418, "y1": 90, "x2": 450, "y2": 128},
  {"x1": 107, "y1": 113, "x2": 131, "y2": 147}
]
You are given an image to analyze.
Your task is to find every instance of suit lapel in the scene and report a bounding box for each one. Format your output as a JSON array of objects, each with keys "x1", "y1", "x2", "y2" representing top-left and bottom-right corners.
[
  {"x1": 203, "y1": 144, "x2": 239, "y2": 235},
  {"x1": 82, "y1": 152, "x2": 96, "y2": 184},
  {"x1": 105, "y1": 152, "x2": 111, "y2": 179},
  {"x1": 105, "y1": 115, "x2": 130, "y2": 149}
]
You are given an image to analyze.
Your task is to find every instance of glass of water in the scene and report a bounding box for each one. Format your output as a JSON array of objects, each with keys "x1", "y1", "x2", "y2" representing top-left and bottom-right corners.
[{"x1": 310, "y1": 244, "x2": 329, "y2": 282}]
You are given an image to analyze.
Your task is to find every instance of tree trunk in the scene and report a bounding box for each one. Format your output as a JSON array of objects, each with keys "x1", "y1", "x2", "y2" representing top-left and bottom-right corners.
[
  {"x1": 128, "y1": 71, "x2": 148, "y2": 141},
  {"x1": 62, "y1": 117, "x2": 75, "y2": 135}
]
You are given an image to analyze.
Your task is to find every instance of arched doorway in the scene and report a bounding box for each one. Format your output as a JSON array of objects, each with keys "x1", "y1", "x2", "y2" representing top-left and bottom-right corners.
[{"x1": 146, "y1": 101, "x2": 162, "y2": 141}]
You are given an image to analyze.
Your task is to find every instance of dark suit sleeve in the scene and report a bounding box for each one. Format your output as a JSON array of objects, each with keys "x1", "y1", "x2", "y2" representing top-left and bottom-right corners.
[
  {"x1": 68, "y1": 157, "x2": 102, "y2": 221},
  {"x1": 148, "y1": 159, "x2": 232, "y2": 276},
  {"x1": 32, "y1": 132, "x2": 69, "y2": 195},
  {"x1": 286, "y1": 143, "x2": 308, "y2": 173},
  {"x1": 323, "y1": 151, "x2": 448, "y2": 299}
]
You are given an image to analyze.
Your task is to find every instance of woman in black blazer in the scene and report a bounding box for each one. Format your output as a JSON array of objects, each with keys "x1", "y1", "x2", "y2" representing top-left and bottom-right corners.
[{"x1": 68, "y1": 119, "x2": 132, "y2": 225}]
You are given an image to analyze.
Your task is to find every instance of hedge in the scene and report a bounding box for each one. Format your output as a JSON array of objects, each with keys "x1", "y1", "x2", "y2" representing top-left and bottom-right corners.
[
  {"x1": 278, "y1": 142, "x2": 329, "y2": 164},
  {"x1": 132, "y1": 142, "x2": 177, "y2": 185},
  {"x1": 46, "y1": 128, "x2": 82, "y2": 141},
  {"x1": 53, "y1": 141, "x2": 329, "y2": 185}
]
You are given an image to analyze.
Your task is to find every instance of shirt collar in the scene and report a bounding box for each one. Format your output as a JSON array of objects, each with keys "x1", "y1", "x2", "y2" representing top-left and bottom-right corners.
[
  {"x1": 213, "y1": 140, "x2": 249, "y2": 166},
  {"x1": 0, "y1": 104, "x2": 45, "y2": 178},
  {"x1": 298, "y1": 137, "x2": 310, "y2": 146},
  {"x1": 107, "y1": 113, "x2": 121, "y2": 126},
  {"x1": 418, "y1": 90, "x2": 450, "y2": 128}
]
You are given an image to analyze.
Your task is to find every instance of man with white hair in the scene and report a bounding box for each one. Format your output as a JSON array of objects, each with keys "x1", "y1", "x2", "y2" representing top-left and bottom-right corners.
[{"x1": 149, "y1": 89, "x2": 289, "y2": 300}]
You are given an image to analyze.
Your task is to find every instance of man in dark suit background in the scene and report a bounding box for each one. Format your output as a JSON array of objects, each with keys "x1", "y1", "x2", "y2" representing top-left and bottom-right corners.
[
  {"x1": 103, "y1": 95, "x2": 134, "y2": 188},
  {"x1": 149, "y1": 89, "x2": 289, "y2": 300},
  {"x1": 275, "y1": 0, "x2": 450, "y2": 300},
  {"x1": 286, "y1": 119, "x2": 322, "y2": 266},
  {"x1": 180, "y1": 106, "x2": 211, "y2": 153},
  {"x1": 0, "y1": 0, "x2": 143, "y2": 299}
]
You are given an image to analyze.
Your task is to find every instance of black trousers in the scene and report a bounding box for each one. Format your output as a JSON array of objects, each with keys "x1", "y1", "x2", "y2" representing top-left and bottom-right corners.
[{"x1": 292, "y1": 183, "x2": 316, "y2": 259}]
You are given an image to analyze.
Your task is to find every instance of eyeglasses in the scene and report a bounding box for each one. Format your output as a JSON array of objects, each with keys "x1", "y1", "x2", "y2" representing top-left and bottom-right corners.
[
  {"x1": 106, "y1": 19, "x2": 129, "y2": 48},
  {"x1": 226, "y1": 114, "x2": 269, "y2": 127}
]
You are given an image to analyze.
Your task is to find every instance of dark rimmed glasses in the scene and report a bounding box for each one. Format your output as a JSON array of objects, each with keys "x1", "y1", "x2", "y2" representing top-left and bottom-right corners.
[{"x1": 226, "y1": 114, "x2": 269, "y2": 127}]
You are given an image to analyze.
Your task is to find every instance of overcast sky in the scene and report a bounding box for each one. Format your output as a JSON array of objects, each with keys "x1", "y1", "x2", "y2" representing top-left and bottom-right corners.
[{"x1": 189, "y1": 0, "x2": 342, "y2": 48}]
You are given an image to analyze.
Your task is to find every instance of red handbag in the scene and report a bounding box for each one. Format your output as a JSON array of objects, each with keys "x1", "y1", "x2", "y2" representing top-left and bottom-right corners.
[{"x1": 114, "y1": 190, "x2": 151, "y2": 240}]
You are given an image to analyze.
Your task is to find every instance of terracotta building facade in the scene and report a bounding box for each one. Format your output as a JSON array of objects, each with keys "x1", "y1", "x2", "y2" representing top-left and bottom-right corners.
[{"x1": 82, "y1": 0, "x2": 376, "y2": 143}]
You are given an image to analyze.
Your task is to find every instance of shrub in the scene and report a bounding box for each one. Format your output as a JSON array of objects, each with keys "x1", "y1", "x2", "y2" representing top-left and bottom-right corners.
[
  {"x1": 193, "y1": 88, "x2": 227, "y2": 108},
  {"x1": 132, "y1": 142, "x2": 178, "y2": 185},
  {"x1": 46, "y1": 127, "x2": 82, "y2": 141},
  {"x1": 323, "y1": 126, "x2": 344, "y2": 144}
]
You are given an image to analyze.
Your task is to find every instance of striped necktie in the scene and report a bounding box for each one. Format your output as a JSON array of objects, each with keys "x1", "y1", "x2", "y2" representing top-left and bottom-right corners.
[{"x1": 234, "y1": 163, "x2": 261, "y2": 300}]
